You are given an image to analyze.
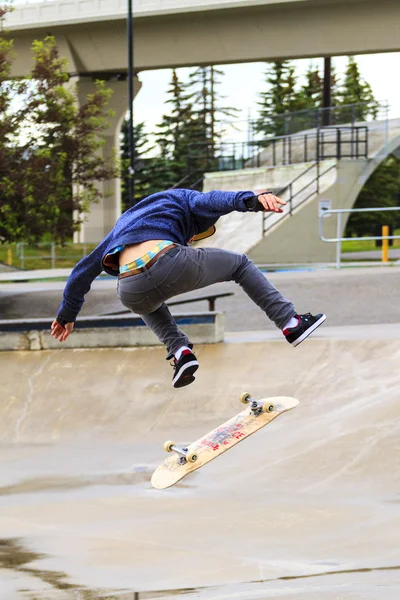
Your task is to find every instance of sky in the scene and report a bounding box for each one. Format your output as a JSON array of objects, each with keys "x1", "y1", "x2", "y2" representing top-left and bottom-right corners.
[{"x1": 135, "y1": 53, "x2": 400, "y2": 144}]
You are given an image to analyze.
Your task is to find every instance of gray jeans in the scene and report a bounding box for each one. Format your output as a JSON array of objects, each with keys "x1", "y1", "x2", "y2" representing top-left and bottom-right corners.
[{"x1": 117, "y1": 245, "x2": 295, "y2": 358}]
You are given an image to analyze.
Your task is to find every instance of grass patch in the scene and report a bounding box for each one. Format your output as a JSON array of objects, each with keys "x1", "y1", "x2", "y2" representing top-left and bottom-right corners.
[
  {"x1": 340, "y1": 228, "x2": 400, "y2": 253},
  {"x1": 0, "y1": 243, "x2": 97, "y2": 270}
]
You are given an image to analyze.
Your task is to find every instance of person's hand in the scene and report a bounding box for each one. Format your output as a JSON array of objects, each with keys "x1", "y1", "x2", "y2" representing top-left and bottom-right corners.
[
  {"x1": 51, "y1": 320, "x2": 74, "y2": 342},
  {"x1": 258, "y1": 193, "x2": 286, "y2": 213}
]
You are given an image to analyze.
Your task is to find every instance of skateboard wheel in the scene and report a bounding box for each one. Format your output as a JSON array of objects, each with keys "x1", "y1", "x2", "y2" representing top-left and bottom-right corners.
[
  {"x1": 262, "y1": 402, "x2": 275, "y2": 413},
  {"x1": 163, "y1": 440, "x2": 176, "y2": 453},
  {"x1": 186, "y1": 450, "x2": 198, "y2": 463},
  {"x1": 240, "y1": 392, "x2": 251, "y2": 404}
]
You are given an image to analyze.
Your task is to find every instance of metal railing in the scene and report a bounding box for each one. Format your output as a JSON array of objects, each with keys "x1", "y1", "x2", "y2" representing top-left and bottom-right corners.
[
  {"x1": 16, "y1": 242, "x2": 89, "y2": 270},
  {"x1": 263, "y1": 161, "x2": 337, "y2": 235},
  {"x1": 319, "y1": 207, "x2": 400, "y2": 269},
  {"x1": 318, "y1": 126, "x2": 368, "y2": 160},
  {"x1": 187, "y1": 126, "x2": 368, "y2": 174}
]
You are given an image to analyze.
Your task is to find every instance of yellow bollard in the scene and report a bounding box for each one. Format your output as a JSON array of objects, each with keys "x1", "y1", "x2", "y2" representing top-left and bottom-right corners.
[
  {"x1": 7, "y1": 248, "x2": 12, "y2": 266},
  {"x1": 382, "y1": 225, "x2": 389, "y2": 263}
]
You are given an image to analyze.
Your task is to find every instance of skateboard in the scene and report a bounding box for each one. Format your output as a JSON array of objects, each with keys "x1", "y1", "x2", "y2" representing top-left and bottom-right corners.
[{"x1": 151, "y1": 393, "x2": 299, "y2": 490}]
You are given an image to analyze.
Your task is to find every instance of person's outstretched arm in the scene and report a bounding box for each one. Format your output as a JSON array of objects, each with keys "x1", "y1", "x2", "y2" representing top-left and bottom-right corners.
[
  {"x1": 188, "y1": 189, "x2": 286, "y2": 218},
  {"x1": 51, "y1": 231, "x2": 114, "y2": 342}
]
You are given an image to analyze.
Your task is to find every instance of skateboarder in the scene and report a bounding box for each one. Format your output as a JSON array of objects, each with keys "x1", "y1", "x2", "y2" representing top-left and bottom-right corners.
[{"x1": 51, "y1": 189, "x2": 326, "y2": 388}]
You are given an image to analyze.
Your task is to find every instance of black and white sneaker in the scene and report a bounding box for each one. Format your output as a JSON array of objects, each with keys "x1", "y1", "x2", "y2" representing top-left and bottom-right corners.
[
  {"x1": 172, "y1": 350, "x2": 199, "y2": 388},
  {"x1": 283, "y1": 313, "x2": 326, "y2": 347}
]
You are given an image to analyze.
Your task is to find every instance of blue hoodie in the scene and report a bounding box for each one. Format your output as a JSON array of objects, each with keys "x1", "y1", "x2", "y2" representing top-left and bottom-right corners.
[{"x1": 57, "y1": 188, "x2": 255, "y2": 322}]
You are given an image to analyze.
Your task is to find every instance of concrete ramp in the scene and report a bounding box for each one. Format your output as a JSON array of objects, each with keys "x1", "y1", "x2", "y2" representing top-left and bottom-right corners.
[{"x1": 1, "y1": 332, "x2": 400, "y2": 598}]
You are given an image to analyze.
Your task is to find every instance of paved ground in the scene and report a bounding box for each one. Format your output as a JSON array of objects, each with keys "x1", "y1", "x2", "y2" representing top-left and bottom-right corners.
[
  {"x1": 1, "y1": 329, "x2": 400, "y2": 599},
  {"x1": 1, "y1": 267, "x2": 400, "y2": 599}
]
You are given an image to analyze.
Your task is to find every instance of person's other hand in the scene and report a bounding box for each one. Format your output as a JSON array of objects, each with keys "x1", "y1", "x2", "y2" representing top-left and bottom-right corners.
[
  {"x1": 258, "y1": 193, "x2": 286, "y2": 213},
  {"x1": 51, "y1": 320, "x2": 74, "y2": 342}
]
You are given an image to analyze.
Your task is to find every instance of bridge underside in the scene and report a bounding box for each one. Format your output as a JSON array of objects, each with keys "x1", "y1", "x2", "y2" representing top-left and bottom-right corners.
[{"x1": 7, "y1": 0, "x2": 400, "y2": 78}]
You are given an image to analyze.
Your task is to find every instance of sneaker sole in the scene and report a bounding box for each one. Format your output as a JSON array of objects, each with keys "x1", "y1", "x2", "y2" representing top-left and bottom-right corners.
[
  {"x1": 291, "y1": 314, "x2": 326, "y2": 347},
  {"x1": 173, "y1": 361, "x2": 199, "y2": 388}
]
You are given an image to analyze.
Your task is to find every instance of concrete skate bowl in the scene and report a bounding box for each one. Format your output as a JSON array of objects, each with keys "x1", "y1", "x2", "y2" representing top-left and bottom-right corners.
[{"x1": 1, "y1": 337, "x2": 400, "y2": 599}]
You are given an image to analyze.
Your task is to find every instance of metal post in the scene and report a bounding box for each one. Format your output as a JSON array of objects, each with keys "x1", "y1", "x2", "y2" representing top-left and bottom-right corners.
[
  {"x1": 384, "y1": 101, "x2": 389, "y2": 157},
  {"x1": 51, "y1": 242, "x2": 55, "y2": 269},
  {"x1": 19, "y1": 243, "x2": 24, "y2": 270},
  {"x1": 322, "y1": 57, "x2": 332, "y2": 126},
  {"x1": 127, "y1": 0, "x2": 135, "y2": 205},
  {"x1": 336, "y1": 212, "x2": 342, "y2": 269},
  {"x1": 382, "y1": 225, "x2": 389, "y2": 263}
]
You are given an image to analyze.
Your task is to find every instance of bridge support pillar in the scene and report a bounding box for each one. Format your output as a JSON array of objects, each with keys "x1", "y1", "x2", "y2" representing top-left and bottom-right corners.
[{"x1": 73, "y1": 75, "x2": 142, "y2": 244}]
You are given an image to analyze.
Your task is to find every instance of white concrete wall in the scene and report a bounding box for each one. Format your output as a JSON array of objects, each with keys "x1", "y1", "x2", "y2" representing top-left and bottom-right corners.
[{"x1": 0, "y1": 313, "x2": 225, "y2": 351}]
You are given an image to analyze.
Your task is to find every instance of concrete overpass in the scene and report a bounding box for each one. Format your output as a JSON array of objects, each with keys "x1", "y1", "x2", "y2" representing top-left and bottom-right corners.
[
  {"x1": 4, "y1": 0, "x2": 400, "y2": 243},
  {"x1": 6, "y1": 0, "x2": 400, "y2": 76}
]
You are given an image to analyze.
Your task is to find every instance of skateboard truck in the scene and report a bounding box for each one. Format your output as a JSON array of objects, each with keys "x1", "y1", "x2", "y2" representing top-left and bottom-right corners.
[
  {"x1": 239, "y1": 392, "x2": 274, "y2": 416},
  {"x1": 162, "y1": 393, "x2": 274, "y2": 467},
  {"x1": 163, "y1": 441, "x2": 198, "y2": 464}
]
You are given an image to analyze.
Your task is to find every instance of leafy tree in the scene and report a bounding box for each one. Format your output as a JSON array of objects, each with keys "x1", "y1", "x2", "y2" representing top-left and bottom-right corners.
[
  {"x1": 0, "y1": 31, "x2": 117, "y2": 244},
  {"x1": 345, "y1": 154, "x2": 400, "y2": 237}
]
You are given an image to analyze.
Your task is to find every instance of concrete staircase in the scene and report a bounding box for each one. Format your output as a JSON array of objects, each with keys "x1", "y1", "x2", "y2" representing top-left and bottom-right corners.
[
  {"x1": 198, "y1": 160, "x2": 337, "y2": 260},
  {"x1": 197, "y1": 118, "x2": 400, "y2": 264}
]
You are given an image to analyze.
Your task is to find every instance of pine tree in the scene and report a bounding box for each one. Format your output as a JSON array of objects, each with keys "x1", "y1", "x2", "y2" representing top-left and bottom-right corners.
[
  {"x1": 153, "y1": 66, "x2": 237, "y2": 187},
  {"x1": 155, "y1": 68, "x2": 197, "y2": 185},
  {"x1": 339, "y1": 57, "x2": 379, "y2": 121},
  {"x1": 295, "y1": 62, "x2": 341, "y2": 129},
  {"x1": 255, "y1": 61, "x2": 303, "y2": 137},
  {"x1": 186, "y1": 66, "x2": 238, "y2": 175},
  {"x1": 120, "y1": 118, "x2": 167, "y2": 210},
  {"x1": 300, "y1": 63, "x2": 323, "y2": 109}
]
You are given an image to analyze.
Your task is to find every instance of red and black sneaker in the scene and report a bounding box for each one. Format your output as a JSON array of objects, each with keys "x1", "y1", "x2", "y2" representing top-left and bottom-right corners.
[
  {"x1": 172, "y1": 350, "x2": 199, "y2": 388},
  {"x1": 283, "y1": 313, "x2": 326, "y2": 347}
]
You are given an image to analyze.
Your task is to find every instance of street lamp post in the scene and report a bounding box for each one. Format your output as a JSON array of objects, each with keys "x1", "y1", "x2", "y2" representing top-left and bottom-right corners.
[{"x1": 127, "y1": 0, "x2": 135, "y2": 205}]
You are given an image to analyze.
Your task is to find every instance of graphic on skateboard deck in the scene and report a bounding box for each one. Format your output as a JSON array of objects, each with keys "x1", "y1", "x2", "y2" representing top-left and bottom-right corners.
[{"x1": 151, "y1": 393, "x2": 299, "y2": 490}]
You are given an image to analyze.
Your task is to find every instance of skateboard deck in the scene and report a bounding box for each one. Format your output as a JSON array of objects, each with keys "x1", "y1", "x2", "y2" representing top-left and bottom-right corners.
[{"x1": 151, "y1": 394, "x2": 299, "y2": 490}]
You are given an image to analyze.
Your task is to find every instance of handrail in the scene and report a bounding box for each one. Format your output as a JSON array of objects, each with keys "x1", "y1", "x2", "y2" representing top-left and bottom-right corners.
[
  {"x1": 319, "y1": 206, "x2": 400, "y2": 269},
  {"x1": 275, "y1": 162, "x2": 318, "y2": 196},
  {"x1": 169, "y1": 173, "x2": 193, "y2": 189},
  {"x1": 263, "y1": 162, "x2": 337, "y2": 235}
]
